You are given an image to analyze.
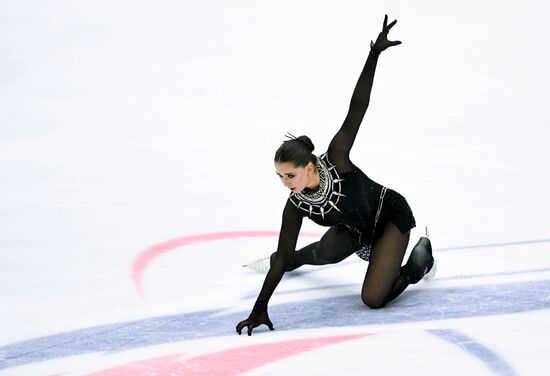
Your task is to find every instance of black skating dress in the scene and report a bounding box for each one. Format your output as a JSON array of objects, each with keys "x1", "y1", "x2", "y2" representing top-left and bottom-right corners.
[
  {"x1": 288, "y1": 151, "x2": 415, "y2": 261},
  {"x1": 253, "y1": 45, "x2": 416, "y2": 309}
]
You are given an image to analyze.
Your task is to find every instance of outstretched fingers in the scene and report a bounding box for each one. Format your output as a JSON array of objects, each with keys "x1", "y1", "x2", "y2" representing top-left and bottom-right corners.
[
  {"x1": 375, "y1": 14, "x2": 401, "y2": 50},
  {"x1": 236, "y1": 319, "x2": 251, "y2": 335},
  {"x1": 236, "y1": 318, "x2": 274, "y2": 336},
  {"x1": 244, "y1": 320, "x2": 268, "y2": 336},
  {"x1": 247, "y1": 323, "x2": 255, "y2": 336},
  {"x1": 382, "y1": 14, "x2": 398, "y2": 33}
]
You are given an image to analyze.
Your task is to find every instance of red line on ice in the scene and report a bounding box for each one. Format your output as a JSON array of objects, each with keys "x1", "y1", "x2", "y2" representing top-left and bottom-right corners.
[
  {"x1": 90, "y1": 333, "x2": 372, "y2": 376},
  {"x1": 132, "y1": 231, "x2": 321, "y2": 296}
]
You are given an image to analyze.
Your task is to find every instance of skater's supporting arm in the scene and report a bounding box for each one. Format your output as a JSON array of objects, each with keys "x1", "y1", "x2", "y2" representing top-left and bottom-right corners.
[
  {"x1": 236, "y1": 201, "x2": 303, "y2": 336},
  {"x1": 328, "y1": 15, "x2": 401, "y2": 171}
]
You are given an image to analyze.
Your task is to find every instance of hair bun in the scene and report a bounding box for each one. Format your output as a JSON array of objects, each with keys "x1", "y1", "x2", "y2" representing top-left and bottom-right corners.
[
  {"x1": 275, "y1": 133, "x2": 317, "y2": 166},
  {"x1": 297, "y1": 135, "x2": 315, "y2": 152}
]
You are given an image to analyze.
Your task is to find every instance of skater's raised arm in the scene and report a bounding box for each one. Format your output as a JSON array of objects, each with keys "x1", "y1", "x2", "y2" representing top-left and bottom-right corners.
[
  {"x1": 328, "y1": 15, "x2": 401, "y2": 171},
  {"x1": 236, "y1": 200, "x2": 303, "y2": 336}
]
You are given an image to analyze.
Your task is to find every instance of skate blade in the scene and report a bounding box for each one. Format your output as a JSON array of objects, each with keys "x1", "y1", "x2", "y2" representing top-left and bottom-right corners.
[{"x1": 423, "y1": 259, "x2": 437, "y2": 281}]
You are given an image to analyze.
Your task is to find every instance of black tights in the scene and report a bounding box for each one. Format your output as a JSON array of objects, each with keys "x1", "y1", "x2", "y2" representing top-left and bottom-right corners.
[{"x1": 270, "y1": 223, "x2": 433, "y2": 308}]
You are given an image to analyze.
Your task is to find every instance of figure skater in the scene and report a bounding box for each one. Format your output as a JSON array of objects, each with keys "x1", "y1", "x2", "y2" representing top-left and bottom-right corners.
[{"x1": 237, "y1": 15, "x2": 435, "y2": 336}]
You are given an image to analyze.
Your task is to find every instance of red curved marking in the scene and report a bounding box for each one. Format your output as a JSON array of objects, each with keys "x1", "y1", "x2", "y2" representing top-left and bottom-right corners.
[
  {"x1": 90, "y1": 333, "x2": 372, "y2": 376},
  {"x1": 89, "y1": 353, "x2": 185, "y2": 376},
  {"x1": 132, "y1": 231, "x2": 321, "y2": 296}
]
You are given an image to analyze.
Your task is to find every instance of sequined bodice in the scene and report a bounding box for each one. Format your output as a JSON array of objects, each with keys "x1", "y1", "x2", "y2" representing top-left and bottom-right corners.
[{"x1": 288, "y1": 152, "x2": 384, "y2": 234}]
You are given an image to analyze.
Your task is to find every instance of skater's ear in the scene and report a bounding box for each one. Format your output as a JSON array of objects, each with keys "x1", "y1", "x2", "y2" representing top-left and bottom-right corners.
[{"x1": 306, "y1": 161, "x2": 316, "y2": 174}]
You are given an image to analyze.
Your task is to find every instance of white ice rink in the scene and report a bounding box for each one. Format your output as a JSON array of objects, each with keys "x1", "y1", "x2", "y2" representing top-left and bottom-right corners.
[{"x1": 1, "y1": 0, "x2": 550, "y2": 375}]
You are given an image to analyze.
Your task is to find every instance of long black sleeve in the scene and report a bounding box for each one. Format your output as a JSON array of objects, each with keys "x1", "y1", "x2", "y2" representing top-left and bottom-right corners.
[
  {"x1": 254, "y1": 199, "x2": 304, "y2": 308},
  {"x1": 328, "y1": 48, "x2": 380, "y2": 172}
]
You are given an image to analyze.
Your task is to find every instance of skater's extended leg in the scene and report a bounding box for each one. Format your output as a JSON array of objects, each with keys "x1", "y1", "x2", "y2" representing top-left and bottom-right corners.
[{"x1": 271, "y1": 224, "x2": 360, "y2": 271}]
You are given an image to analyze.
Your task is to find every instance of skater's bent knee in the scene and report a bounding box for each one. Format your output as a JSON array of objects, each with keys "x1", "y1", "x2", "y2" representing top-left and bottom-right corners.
[{"x1": 361, "y1": 293, "x2": 387, "y2": 309}]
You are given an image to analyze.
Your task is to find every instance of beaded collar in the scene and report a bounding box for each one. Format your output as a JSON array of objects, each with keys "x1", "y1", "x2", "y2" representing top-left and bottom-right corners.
[{"x1": 289, "y1": 153, "x2": 346, "y2": 219}]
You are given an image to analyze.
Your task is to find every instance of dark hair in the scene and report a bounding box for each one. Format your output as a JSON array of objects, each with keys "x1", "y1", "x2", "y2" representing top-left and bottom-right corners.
[{"x1": 274, "y1": 135, "x2": 317, "y2": 167}]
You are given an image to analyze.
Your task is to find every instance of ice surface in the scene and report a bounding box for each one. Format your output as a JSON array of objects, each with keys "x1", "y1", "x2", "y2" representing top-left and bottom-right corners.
[{"x1": 1, "y1": 0, "x2": 549, "y2": 375}]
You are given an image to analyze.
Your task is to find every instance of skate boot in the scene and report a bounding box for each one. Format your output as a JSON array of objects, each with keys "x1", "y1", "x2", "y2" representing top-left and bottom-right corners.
[{"x1": 404, "y1": 236, "x2": 435, "y2": 284}]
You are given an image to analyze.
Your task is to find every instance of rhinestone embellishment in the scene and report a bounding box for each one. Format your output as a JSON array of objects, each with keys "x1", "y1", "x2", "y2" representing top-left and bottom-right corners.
[{"x1": 289, "y1": 153, "x2": 346, "y2": 218}]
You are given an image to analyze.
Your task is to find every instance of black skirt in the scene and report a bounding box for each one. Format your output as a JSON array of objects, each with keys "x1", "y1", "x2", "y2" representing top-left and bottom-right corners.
[
  {"x1": 372, "y1": 187, "x2": 416, "y2": 245},
  {"x1": 352, "y1": 187, "x2": 416, "y2": 261}
]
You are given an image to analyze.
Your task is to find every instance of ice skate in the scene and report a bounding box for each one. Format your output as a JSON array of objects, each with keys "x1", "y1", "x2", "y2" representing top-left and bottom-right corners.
[
  {"x1": 405, "y1": 236, "x2": 435, "y2": 284},
  {"x1": 418, "y1": 226, "x2": 436, "y2": 281},
  {"x1": 422, "y1": 258, "x2": 437, "y2": 281},
  {"x1": 242, "y1": 255, "x2": 271, "y2": 273}
]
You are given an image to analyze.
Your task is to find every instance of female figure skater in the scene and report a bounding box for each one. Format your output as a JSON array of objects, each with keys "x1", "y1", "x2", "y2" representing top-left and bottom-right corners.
[{"x1": 236, "y1": 15, "x2": 435, "y2": 336}]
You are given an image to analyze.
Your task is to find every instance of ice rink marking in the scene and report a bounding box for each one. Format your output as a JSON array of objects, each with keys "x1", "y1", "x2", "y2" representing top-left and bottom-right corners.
[{"x1": 133, "y1": 231, "x2": 550, "y2": 295}]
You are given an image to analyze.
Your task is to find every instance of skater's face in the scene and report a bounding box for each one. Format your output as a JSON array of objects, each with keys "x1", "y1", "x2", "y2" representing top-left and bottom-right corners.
[{"x1": 274, "y1": 161, "x2": 315, "y2": 193}]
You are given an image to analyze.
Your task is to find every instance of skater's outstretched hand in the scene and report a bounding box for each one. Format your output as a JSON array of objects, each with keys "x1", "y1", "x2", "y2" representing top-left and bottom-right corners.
[
  {"x1": 236, "y1": 308, "x2": 274, "y2": 336},
  {"x1": 372, "y1": 14, "x2": 401, "y2": 52}
]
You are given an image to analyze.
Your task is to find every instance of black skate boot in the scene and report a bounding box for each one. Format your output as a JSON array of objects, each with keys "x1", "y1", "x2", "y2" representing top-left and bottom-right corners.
[{"x1": 403, "y1": 237, "x2": 436, "y2": 284}]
